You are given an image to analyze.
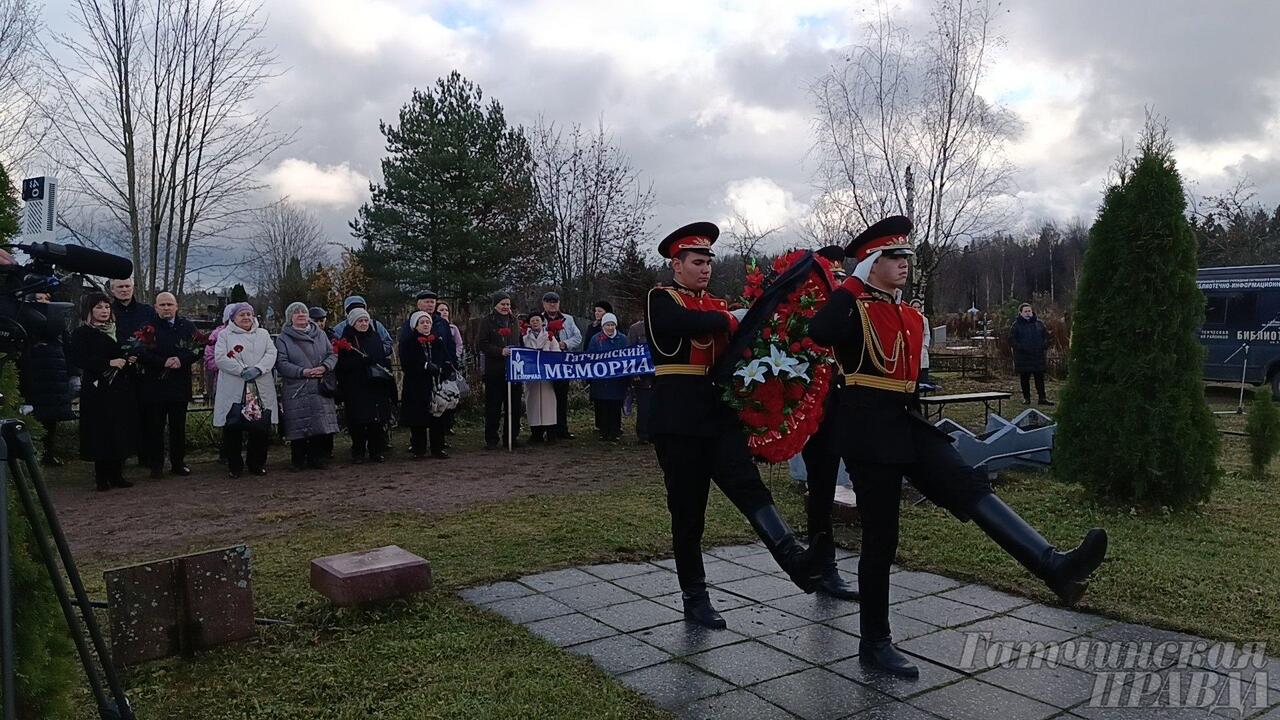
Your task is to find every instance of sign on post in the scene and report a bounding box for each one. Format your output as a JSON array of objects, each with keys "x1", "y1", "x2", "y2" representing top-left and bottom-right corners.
[{"x1": 21, "y1": 176, "x2": 57, "y2": 242}]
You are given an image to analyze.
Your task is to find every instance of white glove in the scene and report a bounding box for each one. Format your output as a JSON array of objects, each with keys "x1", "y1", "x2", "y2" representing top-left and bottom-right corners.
[
  {"x1": 730, "y1": 308, "x2": 748, "y2": 321},
  {"x1": 852, "y1": 250, "x2": 882, "y2": 283}
]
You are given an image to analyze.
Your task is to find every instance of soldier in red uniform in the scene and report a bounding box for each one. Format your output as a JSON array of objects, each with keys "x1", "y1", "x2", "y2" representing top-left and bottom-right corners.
[
  {"x1": 809, "y1": 216, "x2": 1108, "y2": 678},
  {"x1": 645, "y1": 221, "x2": 815, "y2": 630}
]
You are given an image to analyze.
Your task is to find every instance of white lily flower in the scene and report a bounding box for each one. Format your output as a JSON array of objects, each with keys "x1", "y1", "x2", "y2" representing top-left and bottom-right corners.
[
  {"x1": 785, "y1": 361, "x2": 810, "y2": 381},
  {"x1": 736, "y1": 358, "x2": 769, "y2": 386},
  {"x1": 764, "y1": 343, "x2": 799, "y2": 377}
]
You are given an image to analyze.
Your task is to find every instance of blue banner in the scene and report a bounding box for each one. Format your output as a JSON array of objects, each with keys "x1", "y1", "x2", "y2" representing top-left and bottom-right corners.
[{"x1": 508, "y1": 344, "x2": 655, "y2": 382}]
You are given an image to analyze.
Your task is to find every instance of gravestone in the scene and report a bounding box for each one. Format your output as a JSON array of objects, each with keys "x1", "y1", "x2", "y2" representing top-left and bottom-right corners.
[
  {"x1": 310, "y1": 545, "x2": 433, "y2": 606},
  {"x1": 104, "y1": 545, "x2": 255, "y2": 666}
]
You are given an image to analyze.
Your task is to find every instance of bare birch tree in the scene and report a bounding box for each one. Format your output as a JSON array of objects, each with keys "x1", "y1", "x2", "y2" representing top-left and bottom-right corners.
[
  {"x1": 250, "y1": 199, "x2": 328, "y2": 317},
  {"x1": 42, "y1": 0, "x2": 288, "y2": 297},
  {"x1": 810, "y1": 0, "x2": 1018, "y2": 305},
  {"x1": 723, "y1": 209, "x2": 782, "y2": 259},
  {"x1": 529, "y1": 116, "x2": 654, "y2": 308},
  {"x1": 0, "y1": 0, "x2": 47, "y2": 166}
]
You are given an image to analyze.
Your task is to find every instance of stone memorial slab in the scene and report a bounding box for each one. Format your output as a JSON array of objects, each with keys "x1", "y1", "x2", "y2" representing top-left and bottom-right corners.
[
  {"x1": 618, "y1": 661, "x2": 734, "y2": 710},
  {"x1": 457, "y1": 580, "x2": 534, "y2": 606},
  {"x1": 938, "y1": 584, "x2": 1033, "y2": 614},
  {"x1": 586, "y1": 598, "x2": 684, "y2": 633},
  {"x1": 104, "y1": 544, "x2": 255, "y2": 666},
  {"x1": 717, "y1": 604, "x2": 810, "y2": 638},
  {"x1": 890, "y1": 570, "x2": 964, "y2": 594},
  {"x1": 687, "y1": 640, "x2": 811, "y2": 687},
  {"x1": 893, "y1": 595, "x2": 998, "y2": 628},
  {"x1": 525, "y1": 613, "x2": 617, "y2": 648},
  {"x1": 757, "y1": 623, "x2": 861, "y2": 665},
  {"x1": 753, "y1": 667, "x2": 891, "y2": 720},
  {"x1": 570, "y1": 633, "x2": 670, "y2": 674},
  {"x1": 634, "y1": 621, "x2": 748, "y2": 657},
  {"x1": 180, "y1": 546, "x2": 255, "y2": 650},
  {"x1": 718, "y1": 575, "x2": 805, "y2": 603},
  {"x1": 680, "y1": 689, "x2": 794, "y2": 720},
  {"x1": 582, "y1": 562, "x2": 655, "y2": 581},
  {"x1": 909, "y1": 678, "x2": 1059, "y2": 720},
  {"x1": 104, "y1": 558, "x2": 179, "y2": 665},
  {"x1": 828, "y1": 655, "x2": 962, "y2": 700},
  {"x1": 310, "y1": 545, "x2": 432, "y2": 606}
]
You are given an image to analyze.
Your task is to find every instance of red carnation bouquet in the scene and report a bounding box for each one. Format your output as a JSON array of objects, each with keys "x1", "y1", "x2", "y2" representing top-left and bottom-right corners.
[{"x1": 722, "y1": 250, "x2": 839, "y2": 463}]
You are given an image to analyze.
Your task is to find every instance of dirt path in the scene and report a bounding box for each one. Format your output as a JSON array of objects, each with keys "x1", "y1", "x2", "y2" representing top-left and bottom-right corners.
[{"x1": 47, "y1": 433, "x2": 659, "y2": 564}]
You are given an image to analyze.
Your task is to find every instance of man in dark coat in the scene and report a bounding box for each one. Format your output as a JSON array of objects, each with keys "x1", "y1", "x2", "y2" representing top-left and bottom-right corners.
[
  {"x1": 397, "y1": 290, "x2": 457, "y2": 362},
  {"x1": 109, "y1": 277, "x2": 157, "y2": 466},
  {"x1": 137, "y1": 292, "x2": 201, "y2": 478},
  {"x1": 477, "y1": 292, "x2": 523, "y2": 450},
  {"x1": 1010, "y1": 303, "x2": 1053, "y2": 405},
  {"x1": 810, "y1": 215, "x2": 1107, "y2": 678}
]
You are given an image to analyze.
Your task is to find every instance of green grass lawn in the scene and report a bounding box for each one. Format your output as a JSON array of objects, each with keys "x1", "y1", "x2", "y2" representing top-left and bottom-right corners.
[{"x1": 66, "y1": 375, "x2": 1280, "y2": 718}]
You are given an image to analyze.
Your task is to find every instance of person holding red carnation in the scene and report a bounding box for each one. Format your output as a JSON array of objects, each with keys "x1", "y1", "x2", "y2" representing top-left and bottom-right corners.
[
  {"x1": 477, "y1": 291, "x2": 523, "y2": 450},
  {"x1": 399, "y1": 310, "x2": 453, "y2": 459},
  {"x1": 810, "y1": 215, "x2": 1107, "y2": 679},
  {"x1": 213, "y1": 303, "x2": 278, "y2": 477}
]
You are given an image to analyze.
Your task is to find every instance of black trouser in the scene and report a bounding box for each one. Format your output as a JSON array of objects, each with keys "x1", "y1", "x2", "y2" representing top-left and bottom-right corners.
[
  {"x1": 844, "y1": 432, "x2": 993, "y2": 642},
  {"x1": 222, "y1": 425, "x2": 269, "y2": 473},
  {"x1": 442, "y1": 408, "x2": 457, "y2": 434},
  {"x1": 593, "y1": 399, "x2": 623, "y2": 437},
  {"x1": 349, "y1": 422, "x2": 387, "y2": 459},
  {"x1": 801, "y1": 414, "x2": 842, "y2": 572},
  {"x1": 484, "y1": 379, "x2": 523, "y2": 444},
  {"x1": 42, "y1": 421, "x2": 60, "y2": 458},
  {"x1": 290, "y1": 434, "x2": 331, "y2": 467},
  {"x1": 552, "y1": 381, "x2": 570, "y2": 433},
  {"x1": 93, "y1": 459, "x2": 124, "y2": 487},
  {"x1": 653, "y1": 431, "x2": 774, "y2": 593},
  {"x1": 1020, "y1": 371, "x2": 1047, "y2": 401},
  {"x1": 409, "y1": 418, "x2": 445, "y2": 456},
  {"x1": 145, "y1": 400, "x2": 188, "y2": 471},
  {"x1": 634, "y1": 385, "x2": 652, "y2": 441}
]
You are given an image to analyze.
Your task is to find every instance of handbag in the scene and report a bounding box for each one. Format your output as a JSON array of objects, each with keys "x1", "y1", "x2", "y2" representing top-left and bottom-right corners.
[
  {"x1": 430, "y1": 378, "x2": 461, "y2": 417},
  {"x1": 367, "y1": 363, "x2": 394, "y2": 383},
  {"x1": 225, "y1": 380, "x2": 272, "y2": 431},
  {"x1": 318, "y1": 370, "x2": 339, "y2": 399}
]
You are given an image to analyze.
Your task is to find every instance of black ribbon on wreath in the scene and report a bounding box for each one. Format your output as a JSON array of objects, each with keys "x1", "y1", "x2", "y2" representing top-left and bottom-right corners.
[{"x1": 709, "y1": 250, "x2": 835, "y2": 384}]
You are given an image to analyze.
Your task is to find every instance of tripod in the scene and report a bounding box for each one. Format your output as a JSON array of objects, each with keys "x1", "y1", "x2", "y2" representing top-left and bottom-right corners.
[{"x1": 0, "y1": 417, "x2": 133, "y2": 719}]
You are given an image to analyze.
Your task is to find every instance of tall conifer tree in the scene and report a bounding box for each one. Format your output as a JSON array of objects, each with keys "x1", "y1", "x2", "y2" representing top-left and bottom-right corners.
[{"x1": 1055, "y1": 121, "x2": 1219, "y2": 508}]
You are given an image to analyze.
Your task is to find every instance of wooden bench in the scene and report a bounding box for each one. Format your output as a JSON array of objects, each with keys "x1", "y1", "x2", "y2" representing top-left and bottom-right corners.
[{"x1": 919, "y1": 391, "x2": 1012, "y2": 423}]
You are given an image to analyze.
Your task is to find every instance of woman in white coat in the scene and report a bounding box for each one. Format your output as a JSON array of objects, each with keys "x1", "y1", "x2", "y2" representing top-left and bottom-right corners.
[
  {"x1": 213, "y1": 303, "x2": 278, "y2": 477},
  {"x1": 523, "y1": 313, "x2": 558, "y2": 442}
]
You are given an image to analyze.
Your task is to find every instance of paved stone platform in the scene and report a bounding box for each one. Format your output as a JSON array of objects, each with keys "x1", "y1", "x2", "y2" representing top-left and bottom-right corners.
[{"x1": 460, "y1": 544, "x2": 1280, "y2": 719}]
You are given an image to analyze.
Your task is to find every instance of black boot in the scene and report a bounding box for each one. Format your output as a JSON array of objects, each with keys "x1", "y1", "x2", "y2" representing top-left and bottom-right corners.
[
  {"x1": 859, "y1": 637, "x2": 919, "y2": 678},
  {"x1": 748, "y1": 505, "x2": 817, "y2": 593},
  {"x1": 809, "y1": 530, "x2": 860, "y2": 600},
  {"x1": 968, "y1": 494, "x2": 1107, "y2": 606},
  {"x1": 682, "y1": 589, "x2": 726, "y2": 630}
]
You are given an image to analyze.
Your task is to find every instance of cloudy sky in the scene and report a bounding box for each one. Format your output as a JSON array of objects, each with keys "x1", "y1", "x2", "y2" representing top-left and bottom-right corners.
[{"x1": 44, "y1": 0, "x2": 1280, "y2": 262}]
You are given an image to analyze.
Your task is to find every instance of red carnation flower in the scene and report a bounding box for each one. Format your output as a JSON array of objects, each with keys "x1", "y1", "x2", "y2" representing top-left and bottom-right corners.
[
  {"x1": 497, "y1": 327, "x2": 512, "y2": 338},
  {"x1": 784, "y1": 382, "x2": 805, "y2": 401},
  {"x1": 789, "y1": 342, "x2": 802, "y2": 353},
  {"x1": 742, "y1": 348, "x2": 753, "y2": 360},
  {"x1": 418, "y1": 336, "x2": 429, "y2": 345},
  {"x1": 332, "y1": 338, "x2": 354, "y2": 353}
]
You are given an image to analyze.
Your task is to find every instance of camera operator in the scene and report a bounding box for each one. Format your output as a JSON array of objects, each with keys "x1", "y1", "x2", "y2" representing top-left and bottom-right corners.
[
  {"x1": 70, "y1": 292, "x2": 139, "y2": 491},
  {"x1": 17, "y1": 292, "x2": 77, "y2": 467}
]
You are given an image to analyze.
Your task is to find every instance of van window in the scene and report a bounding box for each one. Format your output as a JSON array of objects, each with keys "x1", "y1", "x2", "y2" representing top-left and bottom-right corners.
[{"x1": 1203, "y1": 292, "x2": 1256, "y2": 326}]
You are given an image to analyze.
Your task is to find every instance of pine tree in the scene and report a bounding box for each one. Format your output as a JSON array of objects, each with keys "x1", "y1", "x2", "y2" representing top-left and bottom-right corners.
[
  {"x1": 1054, "y1": 121, "x2": 1219, "y2": 508},
  {"x1": 0, "y1": 164, "x2": 76, "y2": 716},
  {"x1": 1246, "y1": 386, "x2": 1280, "y2": 478},
  {"x1": 351, "y1": 71, "x2": 551, "y2": 305},
  {"x1": 228, "y1": 283, "x2": 249, "y2": 303}
]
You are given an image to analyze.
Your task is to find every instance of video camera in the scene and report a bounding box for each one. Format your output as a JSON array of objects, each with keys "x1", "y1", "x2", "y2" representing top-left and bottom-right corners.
[{"x1": 0, "y1": 242, "x2": 134, "y2": 355}]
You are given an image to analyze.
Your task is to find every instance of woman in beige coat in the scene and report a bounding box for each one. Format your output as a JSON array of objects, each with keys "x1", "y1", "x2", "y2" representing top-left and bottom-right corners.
[{"x1": 523, "y1": 314, "x2": 559, "y2": 442}]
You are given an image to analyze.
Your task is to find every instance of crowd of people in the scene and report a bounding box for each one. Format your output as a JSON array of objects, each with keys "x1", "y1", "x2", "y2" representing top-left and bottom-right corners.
[{"x1": 26, "y1": 278, "x2": 652, "y2": 491}]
